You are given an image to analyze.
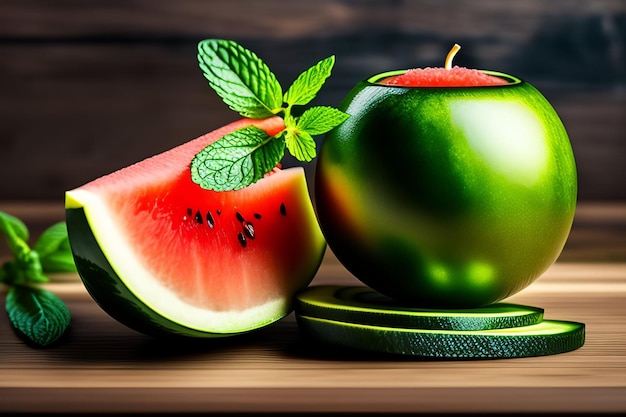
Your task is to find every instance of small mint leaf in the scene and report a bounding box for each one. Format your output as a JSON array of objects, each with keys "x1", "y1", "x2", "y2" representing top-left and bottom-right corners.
[
  {"x1": 191, "y1": 126, "x2": 285, "y2": 191},
  {"x1": 34, "y1": 222, "x2": 76, "y2": 273},
  {"x1": 38, "y1": 251, "x2": 76, "y2": 274},
  {"x1": 0, "y1": 211, "x2": 30, "y2": 255},
  {"x1": 6, "y1": 286, "x2": 71, "y2": 347},
  {"x1": 11, "y1": 250, "x2": 48, "y2": 285},
  {"x1": 0, "y1": 212, "x2": 44, "y2": 285},
  {"x1": 284, "y1": 55, "x2": 335, "y2": 107},
  {"x1": 297, "y1": 106, "x2": 350, "y2": 135},
  {"x1": 285, "y1": 129, "x2": 317, "y2": 162},
  {"x1": 198, "y1": 39, "x2": 283, "y2": 118},
  {"x1": 0, "y1": 222, "x2": 47, "y2": 284}
]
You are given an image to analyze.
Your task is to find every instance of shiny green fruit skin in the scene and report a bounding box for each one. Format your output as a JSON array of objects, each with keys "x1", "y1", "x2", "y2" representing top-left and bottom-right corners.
[{"x1": 315, "y1": 70, "x2": 577, "y2": 309}]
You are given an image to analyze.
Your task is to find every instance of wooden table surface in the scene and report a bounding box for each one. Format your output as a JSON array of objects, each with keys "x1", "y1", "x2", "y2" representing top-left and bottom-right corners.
[{"x1": 0, "y1": 201, "x2": 625, "y2": 415}]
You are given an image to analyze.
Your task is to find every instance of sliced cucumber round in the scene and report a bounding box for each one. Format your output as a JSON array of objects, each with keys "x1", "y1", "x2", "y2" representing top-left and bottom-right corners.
[
  {"x1": 296, "y1": 314, "x2": 585, "y2": 359},
  {"x1": 295, "y1": 285, "x2": 544, "y2": 331}
]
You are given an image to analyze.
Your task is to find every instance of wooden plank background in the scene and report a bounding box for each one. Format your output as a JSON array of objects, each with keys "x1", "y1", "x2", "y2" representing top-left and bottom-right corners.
[{"x1": 0, "y1": 0, "x2": 624, "y2": 203}]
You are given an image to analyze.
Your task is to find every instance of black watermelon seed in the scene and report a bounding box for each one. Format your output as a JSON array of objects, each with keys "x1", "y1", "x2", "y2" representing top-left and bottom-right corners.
[
  {"x1": 254, "y1": 213, "x2": 262, "y2": 219},
  {"x1": 216, "y1": 210, "x2": 221, "y2": 216},
  {"x1": 280, "y1": 202, "x2": 287, "y2": 216},
  {"x1": 237, "y1": 232, "x2": 247, "y2": 248},
  {"x1": 236, "y1": 212, "x2": 245, "y2": 223},
  {"x1": 194, "y1": 210, "x2": 203, "y2": 224},
  {"x1": 206, "y1": 211, "x2": 215, "y2": 229},
  {"x1": 243, "y1": 222, "x2": 255, "y2": 239},
  {"x1": 186, "y1": 208, "x2": 193, "y2": 217}
]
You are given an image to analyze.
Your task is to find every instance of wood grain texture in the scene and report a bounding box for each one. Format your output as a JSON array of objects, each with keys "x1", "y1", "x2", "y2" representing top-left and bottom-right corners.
[
  {"x1": 0, "y1": 203, "x2": 625, "y2": 414},
  {"x1": 0, "y1": 262, "x2": 624, "y2": 414}
]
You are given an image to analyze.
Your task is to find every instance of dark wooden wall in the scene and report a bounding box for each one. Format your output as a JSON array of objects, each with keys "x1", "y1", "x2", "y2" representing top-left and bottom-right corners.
[{"x1": 1, "y1": 0, "x2": 624, "y2": 204}]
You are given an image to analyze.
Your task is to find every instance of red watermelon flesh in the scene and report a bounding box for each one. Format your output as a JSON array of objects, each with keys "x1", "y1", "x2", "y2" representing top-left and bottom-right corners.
[
  {"x1": 380, "y1": 66, "x2": 508, "y2": 87},
  {"x1": 66, "y1": 117, "x2": 327, "y2": 335}
]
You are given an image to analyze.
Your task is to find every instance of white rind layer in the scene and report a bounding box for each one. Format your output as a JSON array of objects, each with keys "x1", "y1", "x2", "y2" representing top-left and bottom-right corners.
[{"x1": 66, "y1": 187, "x2": 292, "y2": 334}]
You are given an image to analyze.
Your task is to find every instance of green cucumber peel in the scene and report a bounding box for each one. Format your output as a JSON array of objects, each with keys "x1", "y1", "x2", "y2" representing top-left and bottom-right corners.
[
  {"x1": 1, "y1": 211, "x2": 75, "y2": 347},
  {"x1": 295, "y1": 285, "x2": 545, "y2": 331},
  {"x1": 193, "y1": 39, "x2": 349, "y2": 191},
  {"x1": 297, "y1": 314, "x2": 585, "y2": 359}
]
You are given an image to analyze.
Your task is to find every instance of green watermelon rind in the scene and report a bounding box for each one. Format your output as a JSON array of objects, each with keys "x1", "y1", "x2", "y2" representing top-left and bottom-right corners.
[
  {"x1": 67, "y1": 203, "x2": 309, "y2": 338},
  {"x1": 67, "y1": 206, "x2": 203, "y2": 337}
]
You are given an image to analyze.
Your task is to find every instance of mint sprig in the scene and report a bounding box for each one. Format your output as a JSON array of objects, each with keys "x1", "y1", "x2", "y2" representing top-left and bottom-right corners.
[
  {"x1": 1, "y1": 211, "x2": 75, "y2": 347},
  {"x1": 193, "y1": 39, "x2": 349, "y2": 191}
]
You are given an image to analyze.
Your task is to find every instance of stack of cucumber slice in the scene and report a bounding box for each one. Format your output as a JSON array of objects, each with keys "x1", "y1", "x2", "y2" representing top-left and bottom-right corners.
[{"x1": 294, "y1": 286, "x2": 585, "y2": 358}]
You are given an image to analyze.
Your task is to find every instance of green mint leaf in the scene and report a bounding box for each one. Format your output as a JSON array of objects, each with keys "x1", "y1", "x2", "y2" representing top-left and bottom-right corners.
[
  {"x1": 1, "y1": 251, "x2": 48, "y2": 286},
  {"x1": 198, "y1": 39, "x2": 283, "y2": 118},
  {"x1": 284, "y1": 129, "x2": 317, "y2": 162},
  {"x1": 0, "y1": 211, "x2": 46, "y2": 285},
  {"x1": 18, "y1": 250, "x2": 48, "y2": 285},
  {"x1": 297, "y1": 106, "x2": 350, "y2": 135},
  {"x1": 284, "y1": 55, "x2": 336, "y2": 107},
  {"x1": 38, "y1": 250, "x2": 76, "y2": 274},
  {"x1": 33, "y1": 222, "x2": 76, "y2": 273},
  {"x1": 191, "y1": 126, "x2": 285, "y2": 191},
  {"x1": 33, "y1": 222, "x2": 68, "y2": 257},
  {"x1": 0, "y1": 211, "x2": 30, "y2": 256},
  {"x1": 6, "y1": 286, "x2": 71, "y2": 347}
]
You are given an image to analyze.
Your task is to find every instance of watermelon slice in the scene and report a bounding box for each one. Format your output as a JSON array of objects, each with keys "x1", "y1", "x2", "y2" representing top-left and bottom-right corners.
[{"x1": 65, "y1": 117, "x2": 327, "y2": 338}]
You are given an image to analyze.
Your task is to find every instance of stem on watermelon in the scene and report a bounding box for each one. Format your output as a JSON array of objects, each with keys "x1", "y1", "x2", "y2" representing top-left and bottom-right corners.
[{"x1": 445, "y1": 44, "x2": 461, "y2": 70}]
